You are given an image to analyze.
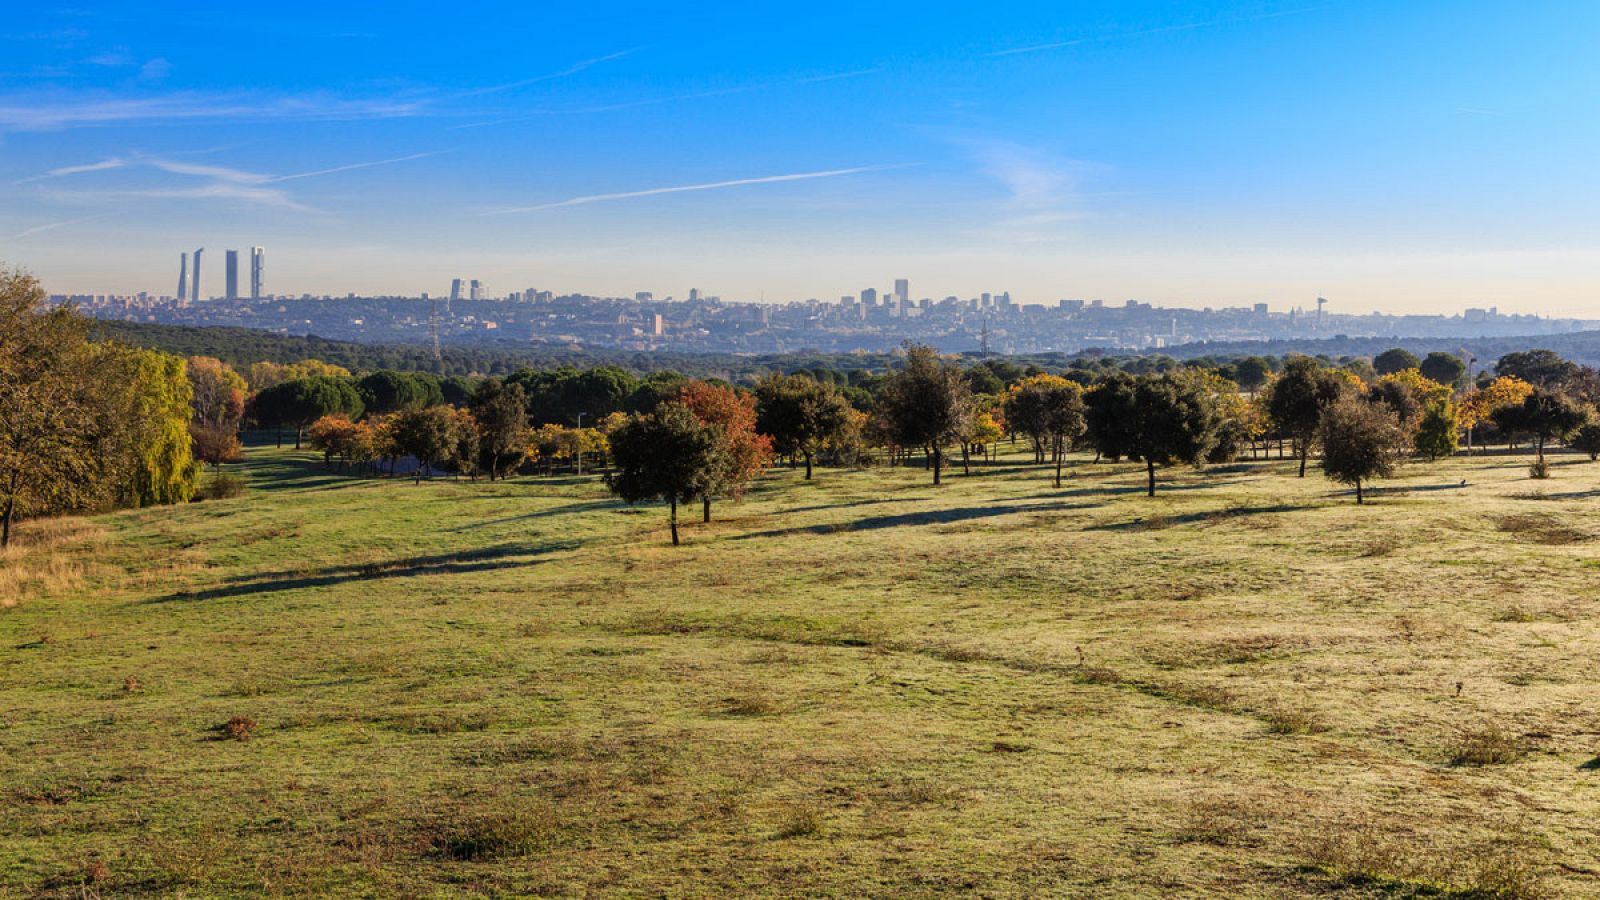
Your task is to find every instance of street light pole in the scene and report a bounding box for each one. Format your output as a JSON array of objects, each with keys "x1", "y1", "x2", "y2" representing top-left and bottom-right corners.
[{"x1": 575, "y1": 412, "x2": 586, "y2": 476}]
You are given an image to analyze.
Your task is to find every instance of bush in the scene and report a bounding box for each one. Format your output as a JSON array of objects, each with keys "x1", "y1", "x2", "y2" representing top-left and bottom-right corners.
[
  {"x1": 1448, "y1": 723, "x2": 1524, "y2": 767},
  {"x1": 202, "y1": 473, "x2": 247, "y2": 500},
  {"x1": 1529, "y1": 459, "x2": 1550, "y2": 479}
]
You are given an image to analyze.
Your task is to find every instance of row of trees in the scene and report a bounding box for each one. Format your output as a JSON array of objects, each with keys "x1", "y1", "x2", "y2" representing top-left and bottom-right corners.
[{"x1": 1, "y1": 270, "x2": 199, "y2": 547}]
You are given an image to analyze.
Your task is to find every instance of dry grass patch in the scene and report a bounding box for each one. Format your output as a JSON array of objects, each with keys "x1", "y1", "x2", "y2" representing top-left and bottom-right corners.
[
  {"x1": 1496, "y1": 514, "x2": 1591, "y2": 545},
  {"x1": 1448, "y1": 723, "x2": 1525, "y2": 767},
  {"x1": 1263, "y1": 704, "x2": 1327, "y2": 735}
]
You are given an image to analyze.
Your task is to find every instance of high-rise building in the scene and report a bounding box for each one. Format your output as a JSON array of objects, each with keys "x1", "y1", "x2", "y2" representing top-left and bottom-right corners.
[
  {"x1": 688, "y1": 287, "x2": 701, "y2": 302},
  {"x1": 450, "y1": 278, "x2": 463, "y2": 302},
  {"x1": 177, "y1": 252, "x2": 188, "y2": 301},
  {"x1": 861, "y1": 287, "x2": 877, "y2": 307},
  {"x1": 192, "y1": 248, "x2": 204, "y2": 300},
  {"x1": 250, "y1": 247, "x2": 265, "y2": 299},
  {"x1": 894, "y1": 278, "x2": 909, "y2": 306},
  {"x1": 469, "y1": 279, "x2": 484, "y2": 301},
  {"x1": 225, "y1": 250, "x2": 240, "y2": 300}
]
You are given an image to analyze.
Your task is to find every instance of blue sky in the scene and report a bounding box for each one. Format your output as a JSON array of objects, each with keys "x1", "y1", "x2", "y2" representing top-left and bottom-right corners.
[{"x1": 3, "y1": 1, "x2": 1598, "y2": 314}]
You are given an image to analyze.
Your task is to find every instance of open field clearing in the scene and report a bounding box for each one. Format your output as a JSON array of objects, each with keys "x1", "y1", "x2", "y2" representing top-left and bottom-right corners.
[{"x1": 5, "y1": 445, "x2": 1600, "y2": 897}]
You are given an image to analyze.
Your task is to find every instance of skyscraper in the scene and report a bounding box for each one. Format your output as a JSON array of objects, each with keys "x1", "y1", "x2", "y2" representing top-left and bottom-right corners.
[
  {"x1": 192, "y1": 248, "x2": 204, "y2": 301},
  {"x1": 860, "y1": 287, "x2": 877, "y2": 307},
  {"x1": 250, "y1": 247, "x2": 265, "y2": 299},
  {"x1": 177, "y1": 252, "x2": 188, "y2": 301},
  {"x1": 225, "y1": 250, "x2": 240, "y2": 300},
  {"x1": 470, "y1": 279, "x2": 484, "y2": 301},
  {"x1": 450, "y1": 278, "x2": 463, "y2": 302},
  {"x1": 894, "y1": 278, "x2": 909, "y2": 306}
]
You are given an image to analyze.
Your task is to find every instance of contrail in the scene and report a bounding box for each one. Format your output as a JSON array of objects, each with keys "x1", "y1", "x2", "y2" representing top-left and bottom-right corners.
[
  {"x1": 487, "y1": 165, "x2": 895, "y2": 214},
  {"x1": 271, "y1": 151, "x2": 442, "y2": 182},
  {"x1": 13, "y1": 213, "x2": 111, "y2": 238}
]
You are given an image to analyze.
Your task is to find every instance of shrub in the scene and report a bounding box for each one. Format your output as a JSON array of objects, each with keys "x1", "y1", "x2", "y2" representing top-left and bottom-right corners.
[
  {"x1": 1528, "y1": 459, "x2": 1550, "y2": 479},
  {"x1": 219, "y1": 715, "x2": 257, "y2": 741},
  {"x1": 1448, "y1": 723, "x2": 1524, "y2": 766},
  {"x1": 203, "y1": 473, "x2": 246, "y2": 501}
]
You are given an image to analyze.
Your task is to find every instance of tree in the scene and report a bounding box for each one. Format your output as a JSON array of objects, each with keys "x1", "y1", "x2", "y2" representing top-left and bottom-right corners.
[
  {"x1": 1232, "y1": 356, "x2": 1272, "y2": 394},
  {"x1": 1419, "y1": 352, "x2": 1467, "y2": 388},
  {"x1": 754, "y1": 373, "x2": 854, "y2": 480},
  {"x1": 469, "y1": 379, "x2": 530, "y2": 480},
  {"x1": 1373, "y1": 348, "x2": 1422, "y2": 376},
  {"x1": 97, "y1": 346, "x2": 202, "y2": 509},
  {"x1": 308, "y1": 415, "x2": 376, "y2": 469},
  {"x1": 607, "y1": 403, "x2": 722, "y2": 545},
  {"x1": 1496, "y1": 350, "x2": 1577, "y2": 389},
  {"x1": 875, "y1": 344, "x2": 974, "y2": 485},
  {"x1": 1571, "y1": 419, "x2": 1600, "y2": 462},
  {"x1": 1084, "y1": 373, "x2": 1221, "y2": 496},
  {"x1": 1265, "y1": 357, "x2": 1356, "y2": 476},
  {"x1": 1002, "y1": 375, "x2": 1085, "y2": 485},
  {"x1": 1413, "y1": 401, "x2": 1460, "y2": 461},
  {"x1": 357, "y1": 370, "x2": 437, "y2": 415},
  {"x1": 389, "y1": 405, "x2": 461, "y2": 482},
  {"x1": 1319, "y1": 397, "x2": 1407, "y2": 504},
  {"x1": 187, "y1": 356, "x2": 247, "y2": 425},
  {"x1": 253, "y1": 376, "x2": 363, "y2": 448},
  {"x1": 1492, "y1": 388, "x2": 1585, "y2": 464},
  {"x1": 190, "y1": 421, "x2": 243, "y2": 469},
  {"x1": 0, "y1": 270, "x2": 106, "y2": 547},
  {"x1": 674, "y1": 381, "x2": 772, "y2": 522},
  {"x1": 1459, "y1": 376, "x2": 1534, "y2": 453}
]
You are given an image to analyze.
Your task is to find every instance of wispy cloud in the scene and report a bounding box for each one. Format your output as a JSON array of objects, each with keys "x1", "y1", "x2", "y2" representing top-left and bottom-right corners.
[
  {"x1": 20, "y1": 151, "x2": 439, "y2": 185},
  {"x1": 269, "y1": 151, "x2": 443, "y2": 182},
  {"x1": 961, "y1": 139, "x2": 1110, "y2": 241},
  {"x1": 46, "y1": 182, "x2": 313, "y2": 211},
  {"x1": 13, "y1": 213, "x2": 111, "y2": 239},
  {"x1": 487, "y1": 165, "x2": 895, "y2": 214},
  {"x1": 0, "y1": 92, "x2": 426, "y2": 131},
  {"x1": 452, "y1": 48, "x2": 642, "y2": 99},
  {"x1": 985, "y1": 6, "x2": 1327, "y2": 57}
]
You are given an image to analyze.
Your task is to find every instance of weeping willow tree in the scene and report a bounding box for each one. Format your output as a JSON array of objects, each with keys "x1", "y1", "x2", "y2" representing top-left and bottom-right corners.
[{"x1": 106, "y1": 347, "x2": 201, "y2": 508}]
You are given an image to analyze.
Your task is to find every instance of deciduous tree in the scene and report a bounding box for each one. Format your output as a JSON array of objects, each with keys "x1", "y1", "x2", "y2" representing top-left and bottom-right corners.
[
  {"x1": 1320, "y1": 397, "x2": 1407, "y2": 504},
  {"x1": 754, "y1": 373, "x2": 853, "y2": 480},
  {"x1": 875, "y1": 344, "x2": 974, "y2": 485},
  {"x1": 606, "y1": 403, "x2": 722, "y2": 545},
  {"x1": 674, "y1": 381, "x2": 772, "y2": 521}
]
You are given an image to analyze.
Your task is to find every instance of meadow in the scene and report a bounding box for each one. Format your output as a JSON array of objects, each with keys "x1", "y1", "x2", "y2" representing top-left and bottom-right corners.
[{"x1": 4, "y1": 443, "x2": 1600, "y2": 897}]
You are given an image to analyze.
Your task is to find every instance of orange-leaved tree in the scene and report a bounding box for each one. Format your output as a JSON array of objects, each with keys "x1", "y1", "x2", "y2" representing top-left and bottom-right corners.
[{"x1": 675, "y1": 381, "x2": 773, "y2": 522}]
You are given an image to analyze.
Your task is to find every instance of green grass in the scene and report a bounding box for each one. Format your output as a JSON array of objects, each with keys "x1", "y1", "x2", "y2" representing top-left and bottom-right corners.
[{"x1": 4, "y1": 443, "x2": 1600, "y2": 896}]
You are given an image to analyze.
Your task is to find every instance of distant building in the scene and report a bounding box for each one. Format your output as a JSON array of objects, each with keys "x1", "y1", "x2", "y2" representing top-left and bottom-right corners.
[
  {"x1": 688, "y1": 287, "x2": 701, "y2": 302},
  {"x1": 177, "y1": 252, "x2": 188, "y2": 301},
  {"x1": 894, "y1": 278, "x2": 909, "y2": 306},
  {"x1": 250, "y1": 247, "x2": 265, "y2": 299},
  {"x1": 225, "y1": 250, "x2": 240, "y2": 300},
  {"x1": 861, "y1": 287, "x2": 877, "y2": 306},
  {"x1": 636, "y1": 291, "x2": 653, "y2": 302},
  {"x1": 192, "y1": 248, "x2": 204, "y2": 300},
  {"x1": 450, "y1": 278, "x2": 463, "y2": 302},
  {"x1": 652, "y1": 313, "x2": 665, "y2": 336},
  {"x1": 470, "y1": 279, "x2": 484, "y2": 301}
]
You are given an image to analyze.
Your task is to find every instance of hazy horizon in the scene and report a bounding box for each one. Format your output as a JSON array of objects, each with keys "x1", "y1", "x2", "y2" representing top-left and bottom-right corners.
[{"x1": 5, "y1": 1, "x2": 1599, "y2": 316}]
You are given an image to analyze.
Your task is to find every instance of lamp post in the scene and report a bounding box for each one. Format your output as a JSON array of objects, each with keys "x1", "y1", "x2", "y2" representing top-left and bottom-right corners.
[{"x1": 575, "y1": 412, "x2": 586, "y2": 476}]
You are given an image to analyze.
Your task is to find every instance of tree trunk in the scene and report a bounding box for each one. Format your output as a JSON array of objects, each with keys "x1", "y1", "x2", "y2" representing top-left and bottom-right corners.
[
  {"x1": 1537, "y1": 437, "x2": 1546, "y2": 464},
  {"x1": 804, "y1": 453, "x2": 813, "y2": 480},
  {"x1": 295, "y1": 426, "x2": 303, "y2": 450},
  {"x1": 1298, "y1": 440, "x2": 1308, "y2": 477},
  {"x1": 1355, "y1": 478, "x2": 1363, "y2": 504},
  {"x1": 669, "y1": 497, "x2": 680, "y2": 546},
  {"x1": 1, "y1": 494, "x2": 13, "y2": 549},
  {"x1": 962, "y1": 443, "x2": 970, "y2": 476},
  {"x1": 1055, "y1": 438, "x2": 1064, "y2": 488},
  {"x1": 1146, "y1": 458, "x2": 1157, "y2": 497},
  {"x1": 702, "y1": 496, "x2": 711, "y2": 523},
  {"x1": 276, "y1": 428, "x2": 283, "y2": 448},
  {"x1": 932, "y1": 446, "x2": 942, "y2": 485}
]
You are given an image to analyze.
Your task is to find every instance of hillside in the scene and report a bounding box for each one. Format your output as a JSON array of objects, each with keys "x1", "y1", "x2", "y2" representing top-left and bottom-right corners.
[{"x1": 4, "y1": 445, "x2": 1599, "y2": 896}]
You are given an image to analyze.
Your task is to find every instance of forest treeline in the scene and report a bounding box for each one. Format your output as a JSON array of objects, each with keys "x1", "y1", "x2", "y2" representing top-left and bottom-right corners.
[{"x1": 13, "y1": 268, "x2": 1600, "y2": 547}]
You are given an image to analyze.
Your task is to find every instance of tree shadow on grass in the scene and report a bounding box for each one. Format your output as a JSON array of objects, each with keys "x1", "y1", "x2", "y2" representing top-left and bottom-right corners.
[
  {"x1": 1084, "y1": 503, "x2": 1306, "y2": 531},
  {"x1": 734, "y1": 501, "x2": 1104, "y2": 540},
  {"x1": 152, "y1": 541, "x2": 579, "y2": 603},
  {"x1": 447, "y1": 500, "x2": 623, "y2": 531}
]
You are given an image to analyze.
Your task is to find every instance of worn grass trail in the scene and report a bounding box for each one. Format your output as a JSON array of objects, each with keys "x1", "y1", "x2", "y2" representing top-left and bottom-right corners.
[{"x1": 4, "y1": 444, "x2": 1600, "y2": 896}]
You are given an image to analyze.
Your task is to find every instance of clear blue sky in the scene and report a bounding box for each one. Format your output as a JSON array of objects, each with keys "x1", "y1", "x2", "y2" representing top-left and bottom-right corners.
[{"x1": 3, "y1": 1, "x2": 1597, "y2": 314}]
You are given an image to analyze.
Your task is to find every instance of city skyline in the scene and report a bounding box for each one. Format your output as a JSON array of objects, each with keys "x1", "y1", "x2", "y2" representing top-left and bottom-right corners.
[{"x1": 4, "y1": 2, "x2": 1600, "y2": 315}]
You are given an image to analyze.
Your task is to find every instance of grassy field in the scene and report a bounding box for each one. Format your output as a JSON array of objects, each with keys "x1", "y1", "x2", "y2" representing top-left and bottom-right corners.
[{"x1": 5, "y1": 442, "x2": 1600, "y2": 897}]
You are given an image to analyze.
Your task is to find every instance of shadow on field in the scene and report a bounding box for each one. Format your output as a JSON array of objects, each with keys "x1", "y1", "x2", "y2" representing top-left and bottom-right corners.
[
  {"x1": 448, "y1": 500, "x2": 622, "y2": 530},
  {"x1": 153, "y1": 541, "x2": 578, "y2": 603},
  {"x1": 1085, "y1": 503, "x2": 1304, "y2": 531},
  {"x1": 1003, "y1": 478, "x2": 1250, "y2": 501},
  {"x1": 781, "y1": 496, "x2": 925, "y2": 515},
  {"x1": 735, "y1": 501, "x2": 1103, "y2": 539}
]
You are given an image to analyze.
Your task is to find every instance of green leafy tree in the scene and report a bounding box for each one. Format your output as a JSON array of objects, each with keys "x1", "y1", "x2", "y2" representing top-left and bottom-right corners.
[
  {"x1": 754, "y1": 373, "x2": 854, "y2": 480},
  {"x1": 105, "y1": 348, "x2": 202, "y2": 507},
  {"x1": 1266, "y1": 357, "x2": 1355, "y2": 477},
  {"x1": 1373, "y1": 348, "x2": 1422, "y2": 376},
  {"x1": 1419, "y1": 352, "x2": 1467, "y2": 388},
  {"x1": 1413, "y1": 400, "x2": 1460, "y2": 461},
  {"x1": 1085, "y1": 373, "x2": 1221, "y2": 497},
  {"x1": 254, "y1": 376, "x2": 364, "y2": 448},
  {"x1": 1496, "y1": 350, "x2": 1577, "y2": 389},
  {"x1": 389, "y1": 405, "x2": 461, "y2": 482},
  {"x1": 1319, "y1": 397, "x2": 1407, "y2": 503},
  {"x1": 1569, "y1": 419, "x2": 1600, "y2": 461},
  {"x1": 606, "y1": 403, "x2": 722, "y2": 545},
  {"x1": 1002, "y1": 375, "x2": 1085, "y2": 485},
  {"x1": 1491, "y1": 388, "x2": 1586, "y2": 464},
  {"x1": 875, "y1": 344, "x2": 974, "y2": 485},
  {"x1": 1232, "y1": 356, "x2": 1272, "y2": 393},
  {"x1": 469, "y1": 379, "x2": 530, "y2": 480},
  {"x1": 357, "y1": 370, "x2": 437, "y2": 415}
]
